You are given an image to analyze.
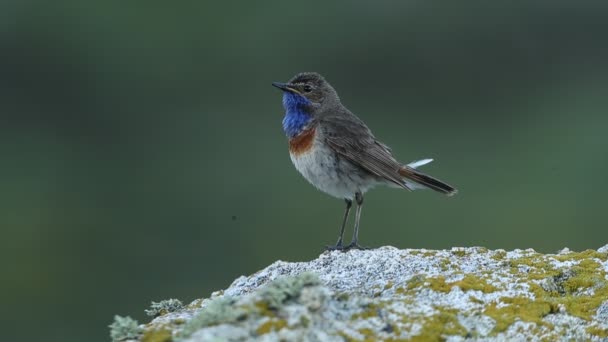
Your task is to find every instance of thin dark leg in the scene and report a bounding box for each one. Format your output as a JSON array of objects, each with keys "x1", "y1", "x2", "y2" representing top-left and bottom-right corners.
[
  {"x1": 325, "y1": 199, "x2": 352, "y2": 251},
  {"x1": 347, "y1": 192, "x2": 368, "y2": 250}
]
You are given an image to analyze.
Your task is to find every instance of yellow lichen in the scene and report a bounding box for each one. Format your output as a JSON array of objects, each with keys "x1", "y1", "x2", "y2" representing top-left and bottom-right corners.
[
  {"x1": 439, "y1": 259, "x2": 452, "y2": 271},
  {"x1": 410, "y1": 309, "x2": 467, "y2": 340},
  {"x1": 487, "y1": 248, "x2": 608, "y2": 333},
  {"x1": 452, "y1": 250, "x2": 468, "y2": 257},
  {"x1": 185, "y1": 299, "x2": 204, "y2": 310},
  {"x1": 255, "y1": 318, "x2": 287, "y2": 335},
  {"x1": 299, "y1": 315, "x2": 311, "y2": 327},
  {"x1": 532, "y1": 260, "x2": 607, "y2": 320},
  {"x1": 587, "y1": 325, "x2": 608, "y2": 338},
  {"x1": 491, "y1": 250, "x2": 507, "y2": 261},
  {"x1": 141, "y1": 328, "x2": 172, "y2": 342},
  {"x1": 554, "y1": 249, "x2": 608, "y2": 262},
  {"x1": 427, "y1": 276, "x2": 452, "y2": 292},
  {"x1": 336, "y1": 292, "x2": 350, "y2": 301},
  {"x1": 394, "y1": 287, "x2": 407, "y2": 296},
  {"x1": 357, "y1": 328, "x2": 377, "y2": 341},
  {"x1": 508, "y1": 255, "x2": 559, "y2": 280},
  {"x1": 351, "y1": 304, "x2": 381, "y2": 320},
  {"x1": 254, "y1": 302, "x2": 276, "y2": 317},
  {"x1": 428, "y1": 275, "x2": 497, "y2": 293},
  {"x1": 405, "y1": 275, "x2": 426, "y2": 291},
  {"x1": 337, "y1": 331, "x2": 359, "y2": 342},
  {"x1": 484, "y1": 296, "x2": 556, "y2": 333},
  {"x1": 470, "y1": 296, "x2": 484, "y2": 304},
  {"x1": 396, "y1": 274, "x2": 497, "y2": 296}
]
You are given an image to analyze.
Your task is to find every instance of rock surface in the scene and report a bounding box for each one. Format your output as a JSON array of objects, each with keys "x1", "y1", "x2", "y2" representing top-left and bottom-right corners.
[{"x1": 123, "y1": 245, "x2": 608, "y2": 341}]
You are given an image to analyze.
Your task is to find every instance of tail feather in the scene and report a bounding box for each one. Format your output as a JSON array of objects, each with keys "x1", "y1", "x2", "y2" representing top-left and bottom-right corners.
[
  {"x1": 407, "y1": 158, "x2": 434, "y2": 169},
  {"x1": 399, "y1": 165, "x2": 457, "y2": 196}
]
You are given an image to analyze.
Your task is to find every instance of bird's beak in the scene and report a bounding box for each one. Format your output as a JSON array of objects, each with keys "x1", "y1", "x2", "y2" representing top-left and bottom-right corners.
[{"x1": 272, "y1": 82, "x2": 300, "y2": 94}]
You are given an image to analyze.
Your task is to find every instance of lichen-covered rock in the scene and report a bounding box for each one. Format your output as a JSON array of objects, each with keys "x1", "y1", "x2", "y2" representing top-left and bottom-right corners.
[
  {"x1": 120, "y1": 245, "x2": 608, "y2": 341},
  {"x1": 145, "y1": 299, "x2": 184, "y2": 318}
]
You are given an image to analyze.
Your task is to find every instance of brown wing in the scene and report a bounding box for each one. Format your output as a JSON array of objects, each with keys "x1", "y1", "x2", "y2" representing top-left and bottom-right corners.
[{"x1": 320, "y1": 112, "x2": 409, "y2": 190}]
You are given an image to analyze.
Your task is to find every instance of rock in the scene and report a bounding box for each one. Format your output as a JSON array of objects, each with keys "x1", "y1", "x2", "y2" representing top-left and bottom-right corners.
[{"x1": 118, "y1": 245, "x2": 608, "y2": 341}]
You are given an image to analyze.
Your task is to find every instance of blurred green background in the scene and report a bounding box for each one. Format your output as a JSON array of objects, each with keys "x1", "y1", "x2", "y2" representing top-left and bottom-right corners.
[{"x1": 1, "y1": 1, "x2": 607, "y2": 341}]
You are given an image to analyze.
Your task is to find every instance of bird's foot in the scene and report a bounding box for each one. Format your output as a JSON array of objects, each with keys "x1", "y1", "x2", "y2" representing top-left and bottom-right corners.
[
  {"x1": 344, "y1": 242, "x2": 370, "y2": 250},
  {"x1": 325, "y1": 242, "x2": 370, "y2": 252},
  {"x1": 325, "y1": 242, "x2": 347, "y2": 251}
]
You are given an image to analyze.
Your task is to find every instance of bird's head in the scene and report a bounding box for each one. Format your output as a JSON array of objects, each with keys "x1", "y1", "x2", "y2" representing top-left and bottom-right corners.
[{"x1": 272, "y1": 72, "x2": 339, "y2": 114}]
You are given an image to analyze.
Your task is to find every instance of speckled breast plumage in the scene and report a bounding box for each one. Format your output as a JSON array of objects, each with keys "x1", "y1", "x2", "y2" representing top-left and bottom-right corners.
[{"x1": 288, "y1": 125, "x2": 377, "y2": 200}]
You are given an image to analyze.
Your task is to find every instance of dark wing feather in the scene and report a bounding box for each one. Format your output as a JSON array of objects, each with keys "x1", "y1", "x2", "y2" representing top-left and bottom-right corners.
[{"x1": 320, "y1": 112, "x2": 409, "y2": 190}]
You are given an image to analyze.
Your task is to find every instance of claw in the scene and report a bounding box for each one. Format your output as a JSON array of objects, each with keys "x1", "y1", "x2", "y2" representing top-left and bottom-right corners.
[
  {"x1": 345, "y1": 242, "x2": 370, "y2": 250},
  {"x1": 325, "y1": 242, "x2": 370, "y2": 252},
  {"x1": 325, "y1": 243, "x2": 346, "y2": 251}
]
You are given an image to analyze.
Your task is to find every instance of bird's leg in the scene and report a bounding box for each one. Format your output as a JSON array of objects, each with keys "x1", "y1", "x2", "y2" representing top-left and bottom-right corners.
[
  {"x1": 346, "y1": 192, "x2": 368, "y2": 250},
  {"x1": 325, "y1": 199, "x2": 352, "y2": 251}
]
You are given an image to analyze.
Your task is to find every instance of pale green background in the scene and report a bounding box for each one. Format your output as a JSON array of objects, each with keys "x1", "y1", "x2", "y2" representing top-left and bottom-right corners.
[{"x1": 1, "y1": 1, "x2": 607, "y2": 341}]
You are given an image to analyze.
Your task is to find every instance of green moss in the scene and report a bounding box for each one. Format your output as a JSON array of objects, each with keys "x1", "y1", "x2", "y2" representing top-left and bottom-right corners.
[
  {"x1": 410, "y1": 309, "x2": 467, "y2": 340},
  {"x1": 141, "y1": 328, "x2": 172, "y2": 342},
  {"x1": 109, "y1": 315, "x2": 143, "y2": 342},
  {"x1": 145, "y1": 299, "x2": 184, "y2": 317},
  {"x1": 255, "y1": 318, "x2": 288, "y2": 335}
]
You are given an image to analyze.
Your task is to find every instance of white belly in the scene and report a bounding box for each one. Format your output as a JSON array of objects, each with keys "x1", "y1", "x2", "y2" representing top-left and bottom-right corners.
[{"x1": 289, "y1": 137, "x2": 375, "y2": 200}]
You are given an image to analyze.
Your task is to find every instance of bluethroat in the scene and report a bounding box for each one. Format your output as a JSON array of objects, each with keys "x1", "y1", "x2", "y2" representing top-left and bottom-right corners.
[{"x1": 272, "y1": 72, "x2": 456, "y2": 251}]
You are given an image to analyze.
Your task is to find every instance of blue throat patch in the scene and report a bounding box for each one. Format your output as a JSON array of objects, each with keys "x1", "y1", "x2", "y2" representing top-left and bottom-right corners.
[{"x1": 281, "y1": 92, "x2": 312, "y2": 138}]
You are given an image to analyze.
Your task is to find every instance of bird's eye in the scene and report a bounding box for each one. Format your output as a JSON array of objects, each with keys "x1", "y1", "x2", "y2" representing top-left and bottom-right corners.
[{"x1": 303, "y1": 85, "x2": 313, "y2": 93}]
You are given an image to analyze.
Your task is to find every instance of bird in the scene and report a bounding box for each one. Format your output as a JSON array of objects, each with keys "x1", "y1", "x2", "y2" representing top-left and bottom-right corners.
[{"x1": 272, "y1": 72, "x2": 456, "y2": 251}]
